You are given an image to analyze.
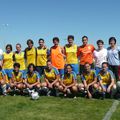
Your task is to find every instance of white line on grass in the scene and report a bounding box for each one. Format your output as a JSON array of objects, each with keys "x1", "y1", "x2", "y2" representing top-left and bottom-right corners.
[{"x1": 102, "y1": 100, "x2": 119, "y2": 120}]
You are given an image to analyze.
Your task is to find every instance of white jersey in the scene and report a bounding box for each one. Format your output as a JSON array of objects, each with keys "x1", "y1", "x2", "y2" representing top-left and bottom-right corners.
[{"x1": 93, "y1": 48, "x2": 107, "y2": 68}]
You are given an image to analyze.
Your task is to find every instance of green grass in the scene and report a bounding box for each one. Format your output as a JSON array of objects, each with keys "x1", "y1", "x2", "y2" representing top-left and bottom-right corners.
[
  {"x1": 110, "y1": 103, "x2": 120, "y2": 120},
  {"x1": 0, "y1": 96, "x2": 117, "y2": 120}
]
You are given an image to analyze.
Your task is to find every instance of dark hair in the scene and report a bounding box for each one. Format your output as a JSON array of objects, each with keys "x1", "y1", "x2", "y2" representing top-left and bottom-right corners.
[
  {"x1": 16, "y1": 43, "x2": 21, "y2": 47},
  {"x1": 47, "y1": 59, "x2": 52, "y2": 63},
  {"x1": 84, "y1": 62, "x2": 90, "y2": 66},
  {"x1": 67, "y1": 35, "x2": 74, "y2": 40},
  {"x1": 109, "y1": 37, "x2": 116, "y2": 44},
  {"x1": 64, "y1": 64, "x2": 73, "y2": 78},
  {"x1": 102, "y1": 62, "x2": 109, "y2": 67},
  {"x1": 39, "y1": 38, "x2": 44, "y2": 42},
  {"x1": 28, "y1": 63, "x2": 36, "y2": 71},
  {"x1": 27, "y1": 39, "x2": 34, "y2": 45},
  {"x1": 65, "y1": 64, "x2": 73, "y2": 69},
  {"x1": 13, "y1": 63, "x2": 20, "y2": 68},
  {"x1": 82, "y1": 36, "x2": 88, "y2": 40},
  {"x1": 53, "y1": 37, "x2": 59, "y2": 43},
  {"x1": 97, "y1": 40, "x2": 104, "y2": 45},
  {"x1": 6, "y1": 44, "x2": 12, "y2": 51}
]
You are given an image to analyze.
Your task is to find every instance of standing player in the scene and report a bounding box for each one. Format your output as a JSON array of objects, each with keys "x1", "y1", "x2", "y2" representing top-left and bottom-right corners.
[
  {"x1": 78, "y1": 36, "x2": 95, "y2": 74},
  {"x1": 36, "y1": 38, "x2": 49, "y2": 76},
  {"x1": 13, "y1": 43, "x2": 26, "y2": 74},
  {"x1": 3, "y1": 44, "x2": 14, "y2": 80},
  {"x1": 107, "y1": 37, "x2": 120, "y2": 82},
  {"x1": 50, "y1": 37, "x2": 65, "y2": 77},
  {"x1": 24, "y1": 39, "x2": 36, "y2": 67},
  {"x1": 64, "y1": 35, "x2": 79, "y2": 75},
  {"x1": 93, "y1": 40, "x2": 107, "y2": 74}
]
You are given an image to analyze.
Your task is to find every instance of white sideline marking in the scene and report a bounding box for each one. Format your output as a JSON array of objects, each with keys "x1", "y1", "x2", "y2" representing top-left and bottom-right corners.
[{"x1": 102, "y1": 100, "x2": 119, "y2": 120}]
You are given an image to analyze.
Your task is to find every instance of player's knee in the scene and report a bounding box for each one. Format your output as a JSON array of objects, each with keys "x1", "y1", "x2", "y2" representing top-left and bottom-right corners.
[
  {"x1": 41, "y1": 82, "x2": 47, "y2": 87},
  {"x1": 0, "y1": 80, "x2": 5, "y2": 85},
  {"x1": 72, "y1": 86, "x2": 78, "y2": 92},
  {"x1": 54, "y1": 82, "x2": 59, "y2": 88},
  {"x1": 58, "y1": 85, "x2": 63, "y2": 91}
]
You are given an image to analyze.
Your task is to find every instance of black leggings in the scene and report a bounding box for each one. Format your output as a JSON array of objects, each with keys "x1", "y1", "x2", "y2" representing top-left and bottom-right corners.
[{"x1": 109, "y1": 65, "x2": 119, "y2": 81}]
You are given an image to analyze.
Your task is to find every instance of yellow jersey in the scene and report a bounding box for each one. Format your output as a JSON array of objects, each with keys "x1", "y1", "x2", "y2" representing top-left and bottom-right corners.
[
  {"x1": 62, "y1": 71, "x2": 76, "y2": 85},
  {"x1": 11, "y1": 71, "x2": 23, "y2": 83},
  {"x1": 98, "y1": 70, "x2": 114, "y2": 85},
  {"x1": 14, "y1": 51, "x2": 26, "y2": 70},
  {"x1": 36, "y1": 48, "x2": 48, "y2": 66},
  {"x1": 81, "y1": 70, "x2": 96, "y2": 84},
  {"x1": 65, "y1": 44, "x2": 78, "y2": 64},
  {"x1": 25, "y1": 47, "x2": 36, "y2": 66},
  {"x1": 44, "y1": 67, "x2": 59, "y2": 82},
  {"x1": 3, "y1": 52, "x2": 14, "y2": 69},
  {"x1": 26, "y1": 71, "x2": 40, "y2": 84}
]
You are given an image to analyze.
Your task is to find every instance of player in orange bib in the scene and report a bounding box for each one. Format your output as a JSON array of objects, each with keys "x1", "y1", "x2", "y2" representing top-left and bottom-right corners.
[
  {"x1": 50, "y1": 37, "x2": 65, "y2": 77},
  {"x1": 77, "y1": 36, "x2": 95, "y2": 74}
]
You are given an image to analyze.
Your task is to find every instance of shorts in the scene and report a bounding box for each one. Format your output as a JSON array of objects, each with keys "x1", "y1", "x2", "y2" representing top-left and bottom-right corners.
[
  {"x1": 95, "y1": 67, "x2": 101, "y2": 75},
  {"x1": 4, "y1": 69, "x2": 13, "y2": 78},
  {"x1": 58, "y1": 69, "x2": 64, "y2": 77},
  {"x1": 36, "y1": 66, "x2": 46, "y2": 76}
]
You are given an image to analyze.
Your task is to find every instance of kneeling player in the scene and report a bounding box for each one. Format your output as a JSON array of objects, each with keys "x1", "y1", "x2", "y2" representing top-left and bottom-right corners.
[
  {"x1": 0, "y1": 63, "x2": 10, "y2": 95},
  {"x1": 97, "y1": 62, "x2": 115, "y2": 99},
  {"x1": 10, "y1": 63, "x2": 25, "y2": 93},
  {"x1": 78, "y1": 63, "x2": 97, "y2": 98},
  {"x1": 41, "y1": 60, "x2": 60, "y2": 96},
  {"x1": 24, "y1": 63, "x2": 41, "y2": 92},
  {"x1": 59, "y1": 64, "x2": 77, "y2": 98}
]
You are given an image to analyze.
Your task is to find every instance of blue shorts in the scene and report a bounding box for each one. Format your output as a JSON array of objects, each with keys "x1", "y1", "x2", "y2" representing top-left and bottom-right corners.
[
  {"x1": 20, "y1": 70, "x2": 27, "y2": 77},
  {"x1": 4, "y1": 69, "x2": 13, "y2": 78},
  {"x1": 95, "y1": 67, "x2": 101, "y2": 75},
  {"x1": 36, "y1": 66, "x2": 46, "y2": 76},
  {"x1": 58, "y1": 69, "x2": 64, "y2": 77},
  {"x1": 103, "y1": 84, "x2": 109, "y2": 89},
  {"x1": 69, "y1": 64, "x2": 79, "y2": 75}
]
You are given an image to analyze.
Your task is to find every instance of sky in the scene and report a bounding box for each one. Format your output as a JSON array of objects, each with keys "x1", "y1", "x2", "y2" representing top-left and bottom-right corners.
[{"x1": 0, "y1": 0, "x2": 120, "y2": 51}]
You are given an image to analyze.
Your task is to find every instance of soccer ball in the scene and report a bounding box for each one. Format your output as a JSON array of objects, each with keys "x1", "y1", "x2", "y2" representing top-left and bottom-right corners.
[{"x1": 31, "y1": 91, "x2": 39, "y2": 100}]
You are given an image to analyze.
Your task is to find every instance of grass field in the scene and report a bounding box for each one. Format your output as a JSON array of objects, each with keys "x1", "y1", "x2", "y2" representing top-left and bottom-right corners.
[{"x1": 0, "y1": 96, "x2": 119, "y2": 120}]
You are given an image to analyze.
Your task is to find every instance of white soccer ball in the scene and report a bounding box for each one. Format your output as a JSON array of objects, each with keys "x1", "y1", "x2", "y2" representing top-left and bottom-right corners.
[{"x1": 31, "y1": 91, "x2": 39, "y2": 100}]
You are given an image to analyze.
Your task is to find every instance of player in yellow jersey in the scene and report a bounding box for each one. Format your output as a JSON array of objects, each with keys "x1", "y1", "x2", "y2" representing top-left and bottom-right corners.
[
  {"x1": 97, "y1": 62, "x2": 116, "y2": 99},
  {"x1": 64, "y1": 35, "x2": 79, "y2": 75},
  {"x1": 24, "y1": 39, "x2": 36, "y2": 66},
  {"x1": 58, "y1": 64, "x2": 78, "y2": 98},
  {"x1": 10, "y1": 63, "x2": 25, "y2": 93},
  {"x1": 41, "y1": 60, "x2": 60, "y2": 96},
  {"x1": 24, "y1": 63, "x2": 41, "y2": 92},
  {"x1": 0, "y1": 63, "x2": 10, "y2": 96},
  {"x1": 13, "y1": 43, "x2": 26, "y2": 74},
  {"x1": 78, "y1": 63, "x2": 97, "y2": 98},
  {"x1": 36, "y1": 39, "x2": 50, "y2": 76},
  {"x1": 3, "y1": 44, "x2": 14, "y2": 80}
]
